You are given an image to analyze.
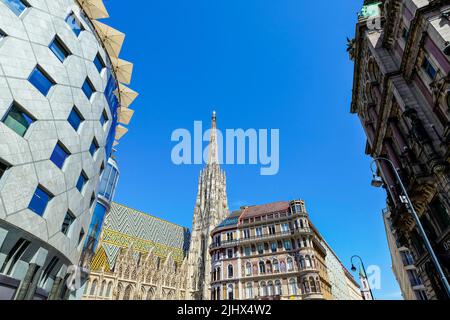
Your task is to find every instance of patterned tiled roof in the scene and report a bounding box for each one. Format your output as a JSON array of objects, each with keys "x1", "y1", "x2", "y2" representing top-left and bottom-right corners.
[
  {"x1": 240, "y1": 201, "x2": 290, "y2": 219},
  {"x1": 100, "y1": 202, "x2": 190, "y2": 267}
]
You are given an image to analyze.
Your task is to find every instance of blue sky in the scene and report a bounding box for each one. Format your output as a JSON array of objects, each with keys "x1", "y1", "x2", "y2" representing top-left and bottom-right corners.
[{"x1": 105, "y1": 0, "x2": 402, "y2": 299}]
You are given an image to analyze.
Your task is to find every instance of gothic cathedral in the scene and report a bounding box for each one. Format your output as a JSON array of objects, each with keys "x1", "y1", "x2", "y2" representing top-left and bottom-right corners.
[{"x1": 187, "y1": 112, "x2": 229, "y2": 300}]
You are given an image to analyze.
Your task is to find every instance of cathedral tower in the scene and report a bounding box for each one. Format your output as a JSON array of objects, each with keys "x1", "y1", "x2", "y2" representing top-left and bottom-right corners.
[{"x1": 187, "y1": 112, "x2": 229, "y2": 300}]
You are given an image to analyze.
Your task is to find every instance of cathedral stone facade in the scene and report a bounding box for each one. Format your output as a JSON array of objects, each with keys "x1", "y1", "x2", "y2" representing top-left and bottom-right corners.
[
  {"x1": 187, "y1": 112, "x2": 229, "y2": 300},
  {"x1": 81, "y1": 202, "x2": 190, "y2": 300}
]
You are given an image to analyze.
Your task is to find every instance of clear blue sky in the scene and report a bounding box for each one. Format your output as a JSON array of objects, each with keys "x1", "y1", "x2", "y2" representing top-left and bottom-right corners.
[{"x1": 105, "y1": 0, "x2": 402, "y2": 300}]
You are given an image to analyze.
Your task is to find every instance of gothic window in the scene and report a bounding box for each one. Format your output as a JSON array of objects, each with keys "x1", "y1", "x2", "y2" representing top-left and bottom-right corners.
[
  {"x1": 228, "y1": 265, "x2": 233, "y2": 278},
  {"x1": 267, "y1": 281, "x2": 274, "y2": 296},
  {"x1": 288, "y1": 278, "x2": 297, "y2": 295},
  {"x1": 245, "y1": 262, "x2": 252, "y2": 276},
  {"x1": 305, "y1": 255, "x2": 312, "y2": 268},
  {"x1": 260, "y1": 281, "x2": 267, "y2": 297},
  {"x1": 259, "y1": 261, "x2": 265, "y2": 274},
  {"x1": 275, "y1": 280, "x2": 282, "y2": 296},
  {"x1": 123, "y1": 285, "x2": 133, "y2": 300},
  {"x1": 273, "y1": 259, "x2": 279, "y2": 273},
  {"x1": 246, "y1": 282, "x2": 253, "y2": 299},
  {"x1": 99, "y1": 280, "x2": 106, "y2": 296},
  {"x1": 280, "y1": 261, "x2": 286, "y2": 272},
  {"x1": 303, "y1": 279, "x2": 310, "y2": 294},
  {"x1": 90, "y1": 279, "x2": 98, "y2": 296},
  {"x1": 299, "y1": 256, "x2": 305, "y2": 269},
  {"x1": 287, "y1": 257, "x2": 294, "y2": 271},
  {"x1": 106, "y1": 282, "x2": 113, "y2": 297},
  {"x1": 266, "y1": 260, "x2": 272, "y2": 273},
  {"x1": 310, "y1": 277, "x2": 317, "y2": 293},
  {"x1": 147, "y1": 288, "x2": 155, "y2": 300}
]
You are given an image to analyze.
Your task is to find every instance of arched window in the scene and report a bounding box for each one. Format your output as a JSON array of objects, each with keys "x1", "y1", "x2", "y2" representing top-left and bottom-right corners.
[
  {"x1": 303, "y1": 279, "x2": 310, "y2": 294},
  {"x1": 275, "y1": 280, "x2": 282, "y2": 296},
  {"x1": 299, "y1": 256, "x2": 305, "y2": 269},
  {"x1": 259, "y1": 261, "x2": 265, "y2": 274},
  {"x1": 228, "y1": 265, "x2": 233, "y2": 278},
  {"x1": 106, "y1": 282, "x2": 113, "y2": 297},
  {"x1": 288, "y1": 278, "x2": 297, "y2": 295},
  {"x1": 287, "y1": 257, "x2": 293, "y2": 271},
  {"x1": 303, "y1": 237, "x2": 308, "y2": 247},
  {"x1": 246, "y1": 282, "x2": 253, "y2": 299},
  {"x1": 267, "y1": 281, "x2": 274, "y2": 296},
  {"x1": 99, "y1": 280, "x2": 106, "y2": 296},
  {"x1": 227, "y1": 284, "x2": 234, "y2": 300},
  {"x1": 280, "y1": 261, "x2": 286, "y2": 272},
  {"x1": 90, "y1": 279, "x2": 98, "y2": 296},
  {"x1": 273, "y1": 259, "x2": 279, "y2": 273},
  {"x1": 311, "y1": 255, "x2": 316, "y2": 268},
  {"x1": 217, "y1": 267, "x2": 221, "y2": 280},
  {"x1": 315, "y1": 278, "x2": 321, "y2": 293},
  {"x1": 246, "y1": 262, "x2": 252, "y2": 276},
  {"x1": 147, "y1": 288, "x2": 155, "y2": 300},
  {"x1": 123, "y1": 285, "x2": 133, "y2": 300},
  {"x1": 300, "y1": 219, "x2": 304, "y2": 229},
  {"x1": 305, "y1": 255, "x2": 312, "y2": 268},
  {"x1": 266, "y1": 260, "x2": 272, "y2": 273},
  {"x1": 310, "y1": 277, "x2": 317, "y2": 293},
  {"x1": 260, "y1": 281, "x2": 267, "y2": 297}
]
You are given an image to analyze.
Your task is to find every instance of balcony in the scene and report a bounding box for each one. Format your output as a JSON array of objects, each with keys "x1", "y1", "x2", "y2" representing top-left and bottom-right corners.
[{"x1": 209, "y1": 228, "x2": 313, "y2": 250}]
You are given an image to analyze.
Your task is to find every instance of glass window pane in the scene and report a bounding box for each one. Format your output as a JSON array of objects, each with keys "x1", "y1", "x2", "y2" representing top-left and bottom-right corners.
[
  {"x1": 50, "y1": 142, "x2": 70, "y2": 169},
  {"x1": 76, "y1": 171, "x2": 87, "y2": 192},
  {"x1": 89, "y1": 139, "x2": 98, "y2": 157},
  {"x1": 65, "y1": 13, "x2": 83, "y2": 36},
  {"x1": 94, "y1": 54, "x2": 105, "y2": 73},
  {"x1": 61, "y1": 211, "x2": 75, "y2": 235},
  {"x1": 29, "y1": 66, "x2": 54, "y2": 96},
  {"x1": 49, "y1": 37, "x2": 69, "y2": 62},
  {"x1": 82, "y1": 78, "x2": 95, "y2": 99},
  {"x1": 2, "y1": 0, "x2": 28, "y2": 16},
  {"x1": 2, "y1": 103, "x2": 34, "y2": 137},
  {"x1": 29, "y1": 186, "x2": 52, "y2": 216},
  {"x1": 67, "y1": 107, "x2": 83, "y2": 131}
]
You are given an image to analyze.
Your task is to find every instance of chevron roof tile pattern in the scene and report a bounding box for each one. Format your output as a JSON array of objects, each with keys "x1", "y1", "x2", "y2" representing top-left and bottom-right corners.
[{"x1": 100, "y1": 202, "x2": 190, "y2": 268}]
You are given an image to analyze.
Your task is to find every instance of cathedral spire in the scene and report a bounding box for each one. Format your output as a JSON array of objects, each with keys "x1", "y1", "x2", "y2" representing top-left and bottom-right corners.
[{"x1": 208, "y1": 111, "x2": 219, "y2": 165}]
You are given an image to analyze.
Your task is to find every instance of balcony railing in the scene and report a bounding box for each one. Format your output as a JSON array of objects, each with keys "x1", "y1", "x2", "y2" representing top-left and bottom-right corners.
[{"x1": 210, "y1": 228, "x2": 312, "y2": 249}]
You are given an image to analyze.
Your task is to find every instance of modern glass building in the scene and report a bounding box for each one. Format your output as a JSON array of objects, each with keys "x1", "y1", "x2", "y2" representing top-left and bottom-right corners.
[
  {"x1": 0, "y1": 0, "x2": 136, "y2": 300},
  {"x1": 82, "y1": 157, "x2": 120, "y2": 262}
]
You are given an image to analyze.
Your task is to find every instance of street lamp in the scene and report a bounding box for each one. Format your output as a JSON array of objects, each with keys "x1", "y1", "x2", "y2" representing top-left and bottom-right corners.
[
  {"x1": 350, "y1": 255, "x2": 373, "y2": 300},
  {"x1": 370, "y1": 157, "x2": 450, "y2": 298}
]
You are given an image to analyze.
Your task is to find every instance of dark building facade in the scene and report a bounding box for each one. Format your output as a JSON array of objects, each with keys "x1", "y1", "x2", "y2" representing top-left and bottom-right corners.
[{"x1": 349, "y1": 0, "x2": 450, "y2": 299}]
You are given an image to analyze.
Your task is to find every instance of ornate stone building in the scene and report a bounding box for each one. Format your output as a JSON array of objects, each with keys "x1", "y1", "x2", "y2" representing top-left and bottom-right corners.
[
  {"x1": 209, "y1": 200, "x2": 362, "y2": 300},
  {"x1": 187, "y1": 112, "x2": 229, "y2": 300},
  {"x1": 350, "y1": 0, "x2": 450, "y2": 299},
  {"x1": 384, "y1": 209, "x2": 428, "y2": 299},
  {"x1": 81, "y1": 202, "x2": 190, "y2": 300}
]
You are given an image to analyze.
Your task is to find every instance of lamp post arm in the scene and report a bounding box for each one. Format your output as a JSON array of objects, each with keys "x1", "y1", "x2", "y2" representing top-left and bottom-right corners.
[{"x1": 351, "y1": 255, "x2": 374, "y2": 299}]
